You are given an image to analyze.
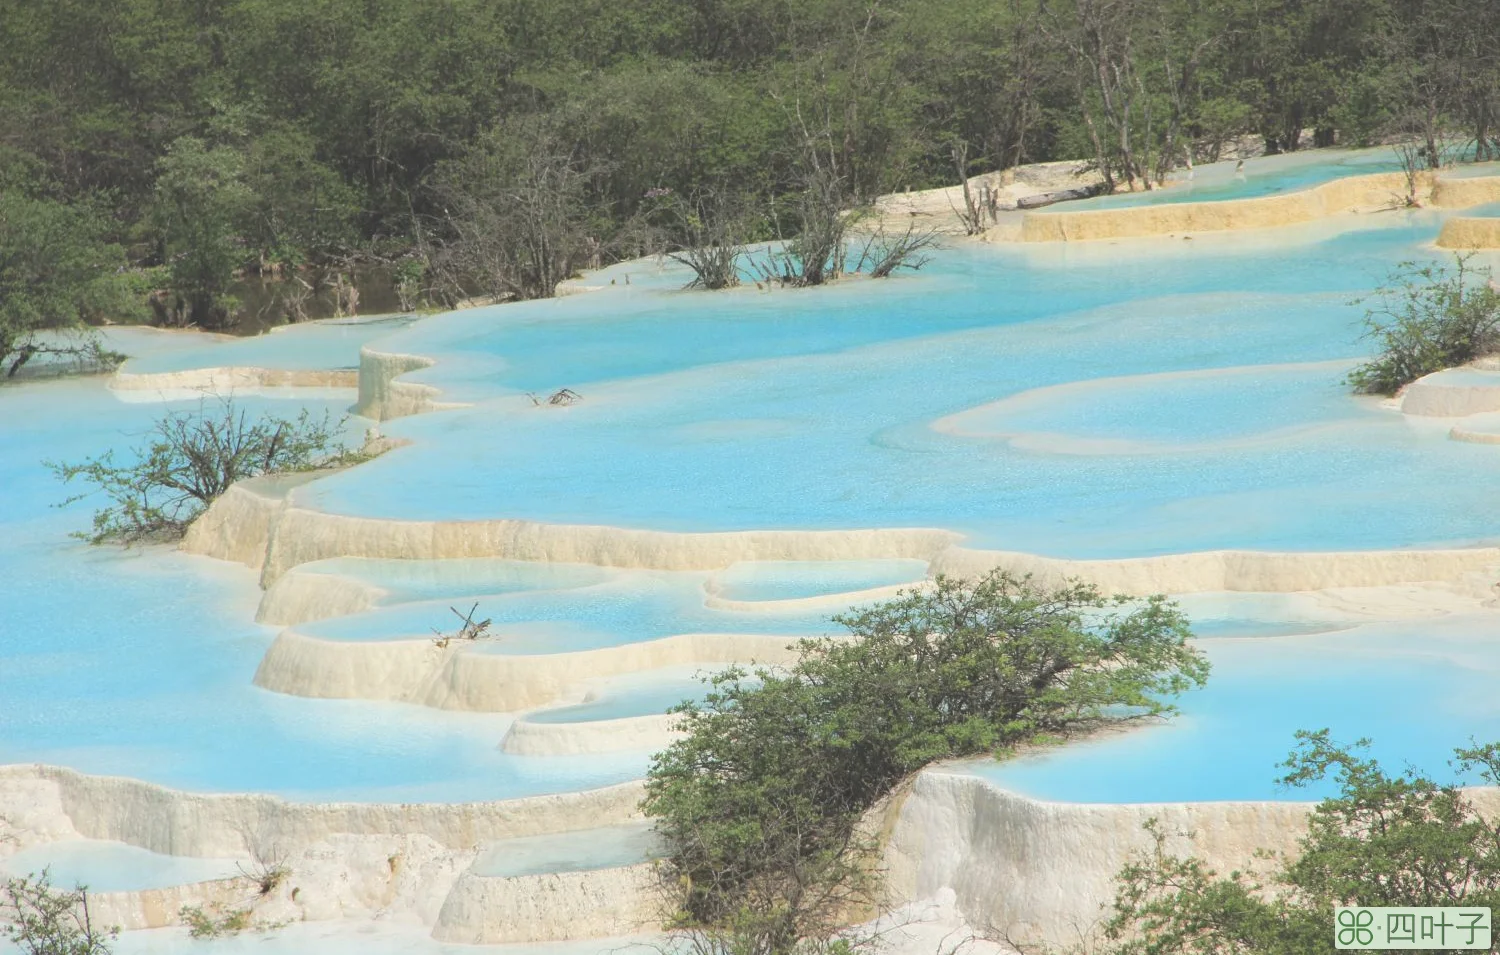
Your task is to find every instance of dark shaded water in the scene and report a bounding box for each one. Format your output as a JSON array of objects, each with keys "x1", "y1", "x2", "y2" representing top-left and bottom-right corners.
[{"x1": 229, "y1": 269, "x2": 408, "y2": 335}]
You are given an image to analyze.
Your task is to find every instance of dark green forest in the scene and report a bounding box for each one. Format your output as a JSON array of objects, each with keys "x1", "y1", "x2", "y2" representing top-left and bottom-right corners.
[{"x1": 2, "y1": 0, "x2": 1499, "y2": 368}]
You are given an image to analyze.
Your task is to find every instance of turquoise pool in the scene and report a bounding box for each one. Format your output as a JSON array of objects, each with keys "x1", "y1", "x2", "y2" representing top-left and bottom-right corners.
[
  {"x1": 525, "y1": 667, "x2": 732, "y2": 724},
  {"x1": 4, "y1": 158, "x2": 1500, "y2": 814},
  {"x1": 296, "y1": 571, "x2": 836, "y2": 652},
  {"x1": 472, "y1": 823, "x2": 664, "y2": 877},
  {"x1": 0, "y1": 378, "x2": 645, "y2": 802},
  {"x1": 712, "y1": 559, "x2": 929, "y2": 602},
  {"x1": 291, "y1": 218, "x2": 1500, "y2": 558},
  {"x1": 292, "y1": 557, "x2": 613, "y2": 606},
  {"x1": 1050, "y1": 148, "x2": 1407, "y2": 211},
  {"x1": 0, "y1": 841, "x2": 245, "y2": 893},
  {"x1": 962, "y1": 613, "x2": 1500, "y2": 802}
]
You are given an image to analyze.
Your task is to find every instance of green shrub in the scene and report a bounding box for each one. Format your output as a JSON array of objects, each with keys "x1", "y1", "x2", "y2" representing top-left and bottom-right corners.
[
  {"x1": 151, "y1": 137, "x2": 252, "y2": 330},
  {"x1": 1104, "y1": 730, "x2": 1500, "y2": 955},
  {"x1": 1, "y1": 870, "x2": 117, "y2": 955},
  {"x1": 0, "y1": 193, "x2": 137, "y2": 378},
  {"x1": 643, "y1": 571, "x2": 1208, "y2": 955},
  {"x1": 179, "y1": 904, "x2": 254, "y2": 939},
  {"x1": 1348, "y1": 254, "x2": 1500, "y2": 396},
  {"x1": 50, "y1": 397, "x2": 364, "y2": 544}
]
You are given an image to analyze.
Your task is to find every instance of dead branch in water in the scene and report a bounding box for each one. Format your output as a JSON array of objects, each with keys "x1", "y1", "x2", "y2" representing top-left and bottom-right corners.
[
  {"x1": 432, "y1": 603, "x2": 493, "y2": 648},
  {"x1": 950, "y1": 141, "x2": 986, "y2": 235},
  {"x1": 528, "y1": 388, "x2": 582, "y2": 406},
  {"x1": 855, "y1": 223, "x2": 943, "y2": 278}
]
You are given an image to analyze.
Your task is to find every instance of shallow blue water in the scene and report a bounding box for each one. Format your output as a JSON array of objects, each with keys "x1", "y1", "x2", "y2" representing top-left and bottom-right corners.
[
  {"x1": 0, "y1": 841, "x2": 244, "y2": 892},
  {"x1": 358, "y1": 222, "x2": 1418, "y2": 402},
  {"x1": 290, "y1": 217, "x2": 1500, "y2": 558},
  {"x1": 472, "y1": 823, "x2": 663, "y2": 877},
  {"x1": 948, "y1": 360, "x2": 1363, "y2": 450},
  {"x1": 0, "y1": 378, "x2": 644, "y2": 801},
  {"x1": 1051, "y1": 149, "x2": 1403, "y2": 211},
  {"x1": 964, "y1": 614, "x2": 1500, "y2": 802},
  {"x1": 298, "y1": 572, "x2": 836, "y2": 652},
  {"x1": 713, "y1": 559, "x2": 929, "y2": 601},
  {"x1": 526, "y1": 668, "x2": 723, "y2": 724},
  {"x1": 300, "y1": 557, "x2": 613, "y2": 606}
]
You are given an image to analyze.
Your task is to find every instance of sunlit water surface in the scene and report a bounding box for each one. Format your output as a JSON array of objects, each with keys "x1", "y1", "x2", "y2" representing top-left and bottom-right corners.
[{"x1": 4, "y1": 182, "x2": 1500, "y2": 820}]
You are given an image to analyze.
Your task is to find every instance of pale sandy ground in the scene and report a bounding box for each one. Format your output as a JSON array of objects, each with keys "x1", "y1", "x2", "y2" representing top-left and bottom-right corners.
[
  {"x1": 865, "y1": 129, "x2": 1281, "y2": 239},
  {"x1": 868, "y1": 160, "x2": 1104, "y2": 237}
]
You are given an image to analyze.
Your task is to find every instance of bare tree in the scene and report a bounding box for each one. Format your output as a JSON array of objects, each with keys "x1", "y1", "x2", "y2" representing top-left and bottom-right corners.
[
  {"x1": 753, "y1": 163, "x2": 859, "y2": 288},
  {"x1": 1051, "y1": 0, "x2": 1152, "y2": 192},
  {"x1": 430, "y1": 119, "x2": 607, "y2": 302},
  {"x1": 653, "y1": 188, "x2": 755, "y2": 291},
  {"x1": 950, "y1": 142, "x2": 986, "y2": 236},
  {"x1": 1151, "y1": 23, "x2": 1218, "y2": 185},
  {"x1": 1048, "y1": 0, "x2": 1220, "y2": 193},
  {"x1": 1392, "y1": 140, "x2": 1429, "y2": 206},
  {"x1": 431, "y1": 603, "x2": 493, "y2": 648},
  {"x1": 855, "y1": 224, "x2": 943, "y2": 278},
  {"x1": 527, "y1": 388, "x2": 582, "y2": 406}
]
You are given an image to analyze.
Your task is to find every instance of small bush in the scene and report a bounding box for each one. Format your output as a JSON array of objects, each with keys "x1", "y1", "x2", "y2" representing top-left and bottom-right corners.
[
  {"x1": 753, "y1": 170, "x2": 856, "y2": 289},
  {"x1": 651, "y1": 190, "x2": 757, "y2": 291},
  {"x1": 527, "y1": 388, "x2": 582, "y2": 406},
  {"x1": 50, "y1": 396, "x2": 365, "y2": 544},
  {"x1": 1104, "y1": 730, "x2": 1500, "y2": 954},
  {"x1": 1, "y1": 870, "x2": 117, "y2": 955},
  {"x1": 1348, "y1": 254, "x2": 1500, "y2": 395},
  {"x1": 238, "y1": 859, "x2": 291, "y2": 897},
  {"x1": 180, "y1": 904, "x2": 253, "y2": 939}
]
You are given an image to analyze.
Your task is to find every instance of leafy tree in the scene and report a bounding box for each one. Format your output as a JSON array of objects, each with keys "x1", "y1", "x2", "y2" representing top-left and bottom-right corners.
[
  {"x1": 1348, "y1": 254, "x2": 1500, "y2": 396},
  {"x1": 50, "y1": 397, "x2": 361, "y2": 544},
  {"x1": 1218, "y1": 0, "x2": 1386, "y2": 155},
  {"x1": 0, "y1": 192, "x2": 133, "y2": 378},
  {"x1": 565, "y1": 63, "x2": 783, "y2": 227},
  {"x1": 644, "y1": 572, "x2": 1208, "y2": 955},
  {"x1": 239, "y1": 127, "x2": 362, "y2": 273},
  {"x1": 1, "y1": 870, "x2": 116, "y2": 955},
  {"x1": 6, "y1": 0, "x2": 1500, "y2": 312},
  {"x1": 152, "y1": 137, "x2": 252, "y2": 329},
  {"x1": 1105, "y1": 730, "x2": 1500, "y2": 954}
]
